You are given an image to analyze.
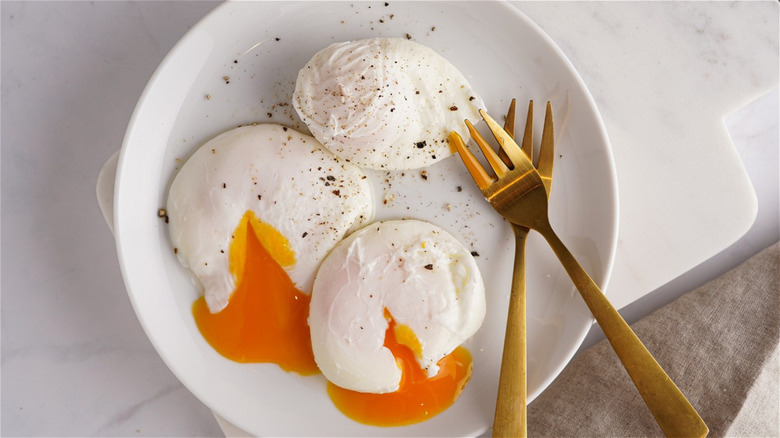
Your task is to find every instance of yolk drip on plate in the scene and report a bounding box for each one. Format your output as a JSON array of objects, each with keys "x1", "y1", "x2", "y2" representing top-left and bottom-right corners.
[
  {"x1": 327, "y1": 310, "x2": 473, "y2": 426},
  {"x1": 191, "y1": 211, "x2": 473, "y2": 424},
  {"x1": 192, "y1": 211, "x2": 318, "y2": 375}
]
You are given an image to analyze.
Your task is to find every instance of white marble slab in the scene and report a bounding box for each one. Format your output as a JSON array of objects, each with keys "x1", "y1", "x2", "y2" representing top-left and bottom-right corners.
[
  {"x1": 1, "y1": 3, "x2": 225, "y2": 436},
  {"x1": 1, "y1": 1, "x2": 777, "y2": 436},
  {"x1": 516, "y1": 1, "x2": 779, "y2": 309}
]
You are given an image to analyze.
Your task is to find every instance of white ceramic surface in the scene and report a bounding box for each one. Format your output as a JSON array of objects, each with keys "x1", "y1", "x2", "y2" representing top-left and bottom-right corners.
[{"x1": 112, "y1": 2, "x2": 616, "y2": 436}]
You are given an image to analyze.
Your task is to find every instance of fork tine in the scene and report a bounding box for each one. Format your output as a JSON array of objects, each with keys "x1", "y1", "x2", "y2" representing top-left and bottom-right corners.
[
  {"x1": 537, "y1": 101, "x2": 555, "y2": 194},
  {"x1": 503, "y1": 99, "x2": 517, "y2": 139},
  {"x1": 448, "y1": 131, "x2": 493, "y2": 190},
  {"x1": 478, "y1": 109, "x2": 527, "y2": 170},
  {"x1": 521, "y1": 100, "x2": 534, "y2": 163},
  {"x1": 498, "y1": 99, "x2": 516, "y2": 168},
  {"x1": 465, "y1": 119, "x2": 510, "y2": 177}
]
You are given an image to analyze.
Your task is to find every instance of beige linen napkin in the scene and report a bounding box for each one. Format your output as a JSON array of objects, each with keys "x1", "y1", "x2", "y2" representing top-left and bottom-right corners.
[{"x1": 527, "y1": 242, "x2": 779, "y2": 437}]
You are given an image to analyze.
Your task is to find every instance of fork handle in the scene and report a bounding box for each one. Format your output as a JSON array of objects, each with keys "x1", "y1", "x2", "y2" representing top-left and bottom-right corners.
[
  {"x1": 537, "y1": 220, "x2": 709, "y2": 438},
  {"x1": 492, "y1": 224, "x2": 529, "y2": 438}
]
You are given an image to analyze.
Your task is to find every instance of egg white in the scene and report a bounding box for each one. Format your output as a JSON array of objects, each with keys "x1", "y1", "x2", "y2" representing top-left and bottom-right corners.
[
  {"x1": 167, "y1": 124, "x2": 374, "y2": 313},
  {"x1": 293, "y1": 37, "x2": 485, "y2": 171},
  {"x1": 308, "y1": 219, "x2": 486, "y2": 393}
]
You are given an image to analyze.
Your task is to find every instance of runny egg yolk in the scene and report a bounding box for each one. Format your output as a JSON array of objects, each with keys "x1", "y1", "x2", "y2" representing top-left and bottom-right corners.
[
  {"x1": 327, "y1": 310, "x2": 474, "y2": 426},
  {"x1": 192, "y1": 210, "x2": 318, "y2": 375},
  {"x1": 192, "y1": 211, "x2": 473, "y2": 424}
]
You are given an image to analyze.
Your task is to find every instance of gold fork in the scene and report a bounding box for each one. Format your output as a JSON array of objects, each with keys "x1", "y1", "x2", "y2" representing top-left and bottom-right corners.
[
  {"x1": 449, "y1": 102, "x2": 708, "y2": 438},
  {"x1": 459, "y1": 99, "x2": 552, "y2": 437}
]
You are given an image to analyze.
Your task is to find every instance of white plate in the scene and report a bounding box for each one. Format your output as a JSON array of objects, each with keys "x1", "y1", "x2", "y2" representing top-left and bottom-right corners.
[{"x1": 114, "y1": 1, "x2": 618, "y2": 436}]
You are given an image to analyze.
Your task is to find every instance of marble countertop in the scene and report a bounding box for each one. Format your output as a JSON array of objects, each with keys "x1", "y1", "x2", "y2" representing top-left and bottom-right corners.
[{"x1": 1, "y1": 1, "x2": 777, "y2": 436}]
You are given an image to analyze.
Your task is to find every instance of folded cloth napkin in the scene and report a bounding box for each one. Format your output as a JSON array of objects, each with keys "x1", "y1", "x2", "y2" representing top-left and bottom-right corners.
[{"x1": 527, "y1": 242, "x2": 779, "y2": 437}]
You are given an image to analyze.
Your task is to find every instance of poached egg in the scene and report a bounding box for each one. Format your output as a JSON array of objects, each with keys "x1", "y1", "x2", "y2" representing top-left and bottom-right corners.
[
  {"x1": 308, "y1": 219, "x2": 486, "y2": 394},
  {"x1": 293, "y1": 37, "x2": 485, "y2": 171},
  {"x1": 167, "y1": 123, "x2": 374, "y2": 313}
]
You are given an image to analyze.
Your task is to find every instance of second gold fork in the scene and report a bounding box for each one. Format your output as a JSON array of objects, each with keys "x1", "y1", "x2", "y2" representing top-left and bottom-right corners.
[{"x1": 466, "y1": 99, "x2": 554, "y2": 438}]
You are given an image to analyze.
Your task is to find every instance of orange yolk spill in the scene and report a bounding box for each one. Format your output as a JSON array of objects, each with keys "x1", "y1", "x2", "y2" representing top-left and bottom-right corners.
[
  {"x1": 191, "y1": 211, "x2": 473, "y2": 425},
  {"x1": 192, "y1": 211, "x2": 318, "y2": 375},
  {"x1": 327, "y1": 310, "x2": 474, "y2": 427}
]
